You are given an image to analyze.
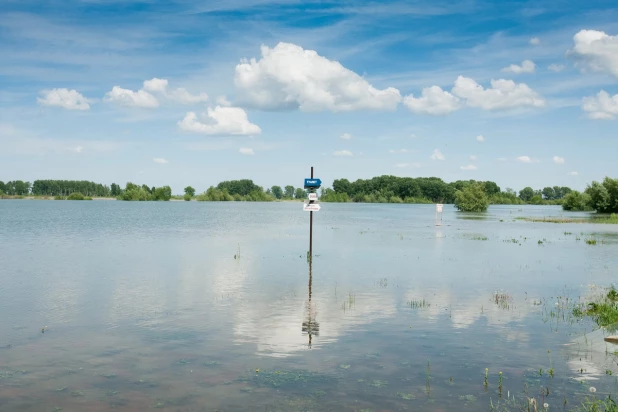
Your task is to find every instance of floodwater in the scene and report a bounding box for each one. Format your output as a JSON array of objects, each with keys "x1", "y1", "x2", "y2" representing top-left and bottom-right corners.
[{"x1": 0, "y1": 200, "x2": 617, "y2": 411}]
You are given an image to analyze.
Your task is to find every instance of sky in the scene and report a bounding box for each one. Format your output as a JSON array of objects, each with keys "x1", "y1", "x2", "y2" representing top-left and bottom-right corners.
[{"x1": 1, "y1": 0, "x2": 617, "y2": 194}]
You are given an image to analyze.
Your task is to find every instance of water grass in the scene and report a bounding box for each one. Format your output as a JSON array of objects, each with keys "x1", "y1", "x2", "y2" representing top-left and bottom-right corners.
[
  {"x1": 571, "y1": 286, "x2": 618, "y2": 328},
  {"x1": 517, "y1": 214, "x2": 618, "y2": 225}
]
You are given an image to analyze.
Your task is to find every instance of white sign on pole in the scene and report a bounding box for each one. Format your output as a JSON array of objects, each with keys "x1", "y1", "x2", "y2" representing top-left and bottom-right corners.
[
  {"x1": 303, "y1": 201, "x2": 321, "y2": 212},
  {"x1": 308, "y1": 193, "x2": 318, "y2": 201},
  {"x1": 436, "y1": 204, "x2": 443, "y2": 213}
]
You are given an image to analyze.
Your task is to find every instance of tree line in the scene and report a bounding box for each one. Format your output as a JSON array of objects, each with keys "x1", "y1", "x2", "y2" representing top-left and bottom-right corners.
[
  {"x1": 3, "y1": 177, "x2": 616, "y2": 214},
  {"x1": 319, "y1": 176, "x2": 572, "y2": 206}
]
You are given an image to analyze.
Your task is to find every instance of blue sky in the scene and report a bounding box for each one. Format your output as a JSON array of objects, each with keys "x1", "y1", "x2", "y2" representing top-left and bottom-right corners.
[{"x1": 1, "y1": 0, "x2": 617, "y2": 194}]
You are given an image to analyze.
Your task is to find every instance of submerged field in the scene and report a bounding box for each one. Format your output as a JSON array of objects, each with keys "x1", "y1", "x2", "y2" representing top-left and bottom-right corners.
[{"x1": 0, "y1": 201, "x2": 617, "y2": 411}]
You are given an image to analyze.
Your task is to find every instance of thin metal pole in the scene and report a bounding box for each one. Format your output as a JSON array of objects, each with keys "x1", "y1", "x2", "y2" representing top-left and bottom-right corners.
[{"x1": 309, "y1": 166, "x2": 313, "y2": 261}]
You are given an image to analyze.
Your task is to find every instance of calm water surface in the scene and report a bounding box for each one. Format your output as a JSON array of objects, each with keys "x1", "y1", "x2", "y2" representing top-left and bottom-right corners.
[{"x1": 1, "y1": 201, "x2": 617, "y2": 411}]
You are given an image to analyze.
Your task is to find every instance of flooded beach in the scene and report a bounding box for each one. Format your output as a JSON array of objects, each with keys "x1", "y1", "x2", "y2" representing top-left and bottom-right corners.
[{"x1": 1, "y1": 200, "x2": 617, "y2": 411}]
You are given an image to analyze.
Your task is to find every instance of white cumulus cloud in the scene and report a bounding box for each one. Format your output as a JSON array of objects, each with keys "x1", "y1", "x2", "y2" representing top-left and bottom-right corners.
[
  {"x1": 153, "y1": 157, "x2": 169, "y2": 164},
  {"x1": 530, "y1": 37, "x2": 541, "y2": 45},
  {"x1": 340, "y1": 133, "x2": 352, "y2": 140},
  {"x1": 548, "y1": 64, "x2": 565, "y2": 72},
  {"x1": 567, "y1": 30, "x2": 618, "y2": 78},
  {"x1": 460, "y1": 164, "x2": 477, "y2": 170},
  {"x1": 452, "y1": 76, "x2": 545, "y2": 110},
  {"x1": 553, "y1": 156, "x2": 565, "y2": 164},
  {"x1": 568, "y1": 171, "x2": 579, "y2": 176},
  {"x1": 37, "y1": 88, "x2": 91, "y2": 111},
  {"x1": 403, "y1": 86, "x2": 461, "y2": 115},
  {"x1": 178, "y1": 106, "x2": 261, "y2": 136},
  {"x1": 239, "y1": 147, "x2": 255, "y2": 155},
  {"x1": 476, "y1": 135, "x2": 485, "y2": 142},
  {"x1": 430, "y1": 149, "x2": 445, "y2": 161},
  {"x1": 104, "y1": 86, "x2": 159, "y2": 108},
  {"x1": 234, "y1": 42, "x2": 402, "y2": 112},
  {"x1": 516, "y1": 155, "x2": 539, "y2": 163},
  {"x1": 106, "y1": 78, "x2": 208, "y2": 108},
  {"x1": 143, "y1": 78, "x2": 169, "y2": 93},
  {"x1": 501, "y1": 60, "x2": 536, "y2": 74},
  {"x1": 582, "y1": 90, "x2": 618, "y2": 119},
  {"x1": 333, "y1": 150, "x2": 353, "y2": 157}
]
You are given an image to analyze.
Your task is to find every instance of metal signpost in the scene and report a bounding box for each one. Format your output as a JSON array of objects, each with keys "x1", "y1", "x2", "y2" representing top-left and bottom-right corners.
[{"x1": 303, "y1": 168, "x2": 321, "y2": 261}]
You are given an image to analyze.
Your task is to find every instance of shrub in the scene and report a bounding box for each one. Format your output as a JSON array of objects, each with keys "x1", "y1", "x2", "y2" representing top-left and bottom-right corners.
[
  {"x1": 67, "y1": 192, "x2": 86, "y2": 200},
  {"x1": 183, "y1": 193, "x2": 192, "y2": 201},
  {"x1": 562, "y1": 190, "x2": 592, "y2": 211},
  {"x1": 454, "y1": 183, "x2": 489, "y2": 212}
]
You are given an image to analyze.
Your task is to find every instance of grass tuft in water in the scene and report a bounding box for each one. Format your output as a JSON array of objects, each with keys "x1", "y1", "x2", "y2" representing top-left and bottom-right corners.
[
  {"x1": 407, "y1": 299, "x2": 429, "y2": 309},
  {"x1": 576, "y1": 287, "x2": 618, "y2": 327}
]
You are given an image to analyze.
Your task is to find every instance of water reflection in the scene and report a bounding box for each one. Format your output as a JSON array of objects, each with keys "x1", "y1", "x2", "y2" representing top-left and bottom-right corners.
[
  {"x1": 2, "y1": 201, "x2": 618, "y2": 411},
  {"x1": 302, "y1": 262, "x2": 319, "y2": 349}
]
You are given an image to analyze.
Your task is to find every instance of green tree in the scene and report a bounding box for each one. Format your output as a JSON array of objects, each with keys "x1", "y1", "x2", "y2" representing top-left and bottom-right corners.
[
  {"x1": 110, "y1": 183, "x2": 121, "y2": 196},
  {"x1": 284, "y1": 185, "x2": 295, "y2": 199},
  {"x1": 184, "y1": 186, "x2": 196, "y2": 197},
  {"x1": 153, "y1": 186, "x2": 172, "y2": 201},
  {"x1": 0, "y1": 181, "x2": 5, "y2": 193},
  {"x1": 586, "y1": 177, "x2": 618, "y2": 213},
  {"x1": 271, "y1": 185, "x2": 283, "y2": 199},
  {"x1": 483, "y1": 181, "x2": 501, "y2": 196},
  {"x1": 294, "y1": 187, "x2": 306, "y2": 199},
  {"x1": 519, "y1": 187, "x2": 535, "y2": 202},
  {"x1": 332, "y1": 178, "x2": 351, "y2": 194},
  {"x1": 454, "y1": 183, "x2": 489, "y2": 212},
  {"x1": 562, "y1": 191, "x2": 592, "y2": 211},
  {"x1": 542, "y1": 187, "x2": 556, "y2": 200}
]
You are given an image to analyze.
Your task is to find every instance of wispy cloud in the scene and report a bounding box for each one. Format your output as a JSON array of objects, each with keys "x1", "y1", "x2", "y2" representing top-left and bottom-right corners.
[
  {"x1": 476, "y1": 135, "x2": 485, "y2": 142},
  {"x1": 340, "y1": 132, "x2": 352, "y2": 140},
  {"x1": 516, "y1": 155, "x2": 539, "y2": 163},
  {"x1": 430, "y1": 149, "x2": 445, "y2": 161},
  {"x1": 333, "y1": 150, "x2": 353, "y2": 157},
  {"x1": 501, "y1": 60, "x2": 536, "y2": 74},
  {"x1": 389, "y1": 148, "x2": 412, "y2": 153},
  {"x1": 460, "y1": 164, "x2": 477, "y2": 170},
  {"x1": 553, "y1": 156, "x2": 565, "y2": 164},
  {"x1": 568, "y1": 171, "x2": 578, "y2": 175},
  {"x1": 395, "y1": 162, "x2": 421, "y2": 168},
  {"x1": 153, "y1": 157, "x2": 168, "y2": 164},
  {"x1": 239, "y1": 147, "x2": 255, "y2": 155}
]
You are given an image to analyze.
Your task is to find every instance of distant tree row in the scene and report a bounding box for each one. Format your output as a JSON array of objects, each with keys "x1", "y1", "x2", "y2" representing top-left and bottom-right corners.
[
  {"x1": 269, "y1": 185, "x2": 307, "y2": 200},
  {"x1": 0, "y1": 180, "x2": 32, "y2": 196},
  {"x1": 319, "y1": 176, "x2": 571, "y2": 206},
  {"x1": 31, "y1": 180, "x2": 111, "y2": 197}
]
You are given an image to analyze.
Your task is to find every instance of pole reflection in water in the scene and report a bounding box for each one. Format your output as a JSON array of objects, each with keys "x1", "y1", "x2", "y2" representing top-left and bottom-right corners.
[{"x1": 302, "y1": 261, "x2": 319, "y2": 348}]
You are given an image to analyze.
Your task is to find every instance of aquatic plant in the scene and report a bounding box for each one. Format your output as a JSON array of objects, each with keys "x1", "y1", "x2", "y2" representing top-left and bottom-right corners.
[
  {"x1": 585, "y1": 238, "x2": 598, "y2": 245},
  {"x1": 244, "y1": 369, "x2": 337, "y2": 389}
]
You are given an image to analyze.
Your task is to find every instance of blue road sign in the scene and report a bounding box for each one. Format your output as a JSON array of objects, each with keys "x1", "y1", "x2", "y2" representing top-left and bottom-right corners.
[{"x1": 304, "y1": 178, "x2": 322, "y2": 188}]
